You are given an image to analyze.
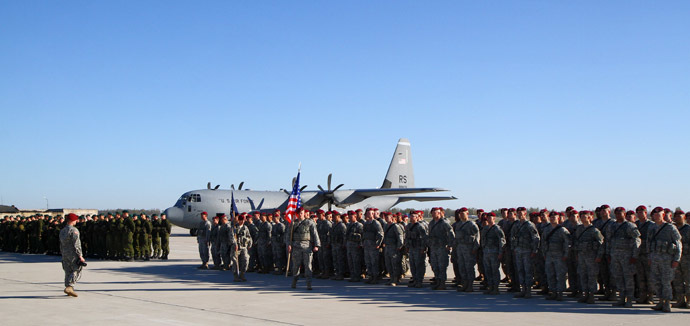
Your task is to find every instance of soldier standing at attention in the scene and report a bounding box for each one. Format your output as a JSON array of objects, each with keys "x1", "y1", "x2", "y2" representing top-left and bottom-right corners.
[
  {"x1": 541, "y1": 211, "x2": 570, "y2": 301},
  {"x1": 210, "y1": 215, "x2": 222, "y2": 269},
  {"x1": 197, "y1": 212, "x2": 212, "y2": 269},
  {"x1": 593, "y1": 205, "x2": 615, "y2": 300},
  {"x1": 575, "y1": 211, "x2": 604, "y2": 304},
  {"x1": 316, "y1": 211, "x2": 333, "y2": 279},
  {"x1": 454, "y1": 207, "x2": 479, "y2": 292},
  {"x1": 160, "y1": 213, "x2": 171, "y2": 260},
  {"x1": 257, "y1": 213, "x2": 273, "y2": 273},
  {"x1": 635, "y1": 205, "x2": 654, "y2": 304},
  {"x1": 288, "y1": 207, "x2": 320, "y2": 290},
  {"x1": 330, "y1": 212, "x2": 347, "y2": 280},
  {"x1": 151, "y1": 214, "x2": 162, "y2": 259},
  {"x1": 362, "y1": 208, "x2": 384, "y2": 284},
  {"x1": 383, "y1": 211, "x2": 404, "y2": 286},
  {"x1": 562, "y1": 208, "x2": 580, "y2": 297},
  {"x1": 346, "y1": 211, "x2": 364, "y2": 282},
  {"x1": 427, "y1": 207, "x2": 454, "y2": 290},
  {"x1": 672, "y1": 210, "x2": 690, "y2": 308},
  {"x1": 235, "y1": 214, "x2": 253, "y2": 281},
  {"x1": 217, "y1": 214, "x2": 234, "y2": 272},
  {"x1": 60, "y1": 213, "x2": 85, "y2": 297},
  {"x1": 513, "y1": 207, "x2": 540, "y2": 298},
  {"x1": 607, "y1": 207, "x2": 641, "y2": 308},
  {"x1": 405, "y1": 211, "x2": 428, "y2": 288},
  {"x1": 271, "y1": 212, "x2": 287, "y2": 275},
  {"x1": 648, "y1": 207, "x2": 682, "y2": 312},
  {"x1": 481, "y1": 212, "x2": 505, "y2": 295}
]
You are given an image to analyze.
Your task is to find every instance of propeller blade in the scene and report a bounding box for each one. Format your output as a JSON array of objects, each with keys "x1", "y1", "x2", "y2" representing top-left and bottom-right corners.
[
  {"x1": 328, "y1": 201, "x2": 332, "y2": 211},
  {"x1": 207, "y1": 182, "x2": 211, "y2": 190},
  {"x1": 282, "y1": 189, "x2": 290, "y2": 195},
  {"x1": 333, "y1": 184, "x2": 344, "y2": 191},
  {"x1": 238, "y1": 182, "x2": 244, "y2": 190},
  {"x1": 318, "y1": 185, "x2": 325, "y2": 192},
  {"x1": 231, "y1": 184, "x2": 235, "y2": 190},
  {"x1": 327, "y1": 173, "x2": 332, "y2": 191},
  {"x1": 292, "y1": 177, "x2": 296, "y2": 188},
  {"x1": 214, "y1": 185, "x2": 220, "y2": 190},
  {"x1": 300, "y1": 185, "x2": 308, "y2": 192}
]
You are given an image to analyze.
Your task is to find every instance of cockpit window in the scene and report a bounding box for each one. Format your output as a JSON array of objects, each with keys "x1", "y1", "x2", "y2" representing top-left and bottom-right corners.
[{"x1": 189, "y1": 194, "x2": 201, "y2": 203}]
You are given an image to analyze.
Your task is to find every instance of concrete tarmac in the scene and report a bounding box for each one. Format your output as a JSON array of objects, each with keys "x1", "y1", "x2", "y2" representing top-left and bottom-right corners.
[{"x1": 1, "y1": 226, "x2": 688, "y2": 326}]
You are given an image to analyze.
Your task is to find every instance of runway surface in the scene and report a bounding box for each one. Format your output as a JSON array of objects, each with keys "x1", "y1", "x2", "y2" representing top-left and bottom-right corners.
[{"x1": 1, "y1": 226, "x2": 687, "y2": 325}]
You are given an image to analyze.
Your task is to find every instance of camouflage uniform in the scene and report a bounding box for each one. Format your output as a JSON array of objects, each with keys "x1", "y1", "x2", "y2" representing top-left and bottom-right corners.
[
  {"x1": 635, "y1": 219, "x2": 654, "y2": 302},
  {"x1": 383, "y1": 221, "x2": 405, "y2": 285},
  {"x1": 317, "y1": 219, "x2": 333, "y2": 278},
  {"x1": 500, "y1": 219, "x2": 518, "y2": 291},
  {"x1": 257, "y1": 220, "x2": 273, "y2": 273},
  {"x1": 160, "y1": 218, "x2": 171, "y2": 259},
  {"x1": 512, "y1": 220, "x2": 540, "y2": 298},
  {"x1": 673, "y1": 224, "x2": 690, "y2": 306},
  {"x1": 427, "y1": 217, "x2": 454, "y2": 289},
  {"x1": 210, "y1": 222, "x2": 221, "y2": 268},
  {"x1": 218, "y1": 222, "x2": 235, "y2": 272},
  {"x1": 606, "y1": 220, "x2": 641, "y2": 305},
  {"x1": 247, "y1": 221, "x2": 259, "y2": 272},
  {"x1": 454, "y1": 219, "x2": 480, "y2": 291},
  {"x1": 593, "y1": 218, "x2": 614, "y2": 296},
  {"x1": 405, "y1": 220, "x2": 428, "y2": 287},
  {"x1": 481, "y1": 224, "x2": 505, "y2": 294},
  {"x1": 197, "y1": 219, "x2": 212, "y2": 266},
  {"x1": 562, "y1": 219, "x2": 580, "y2": 293},
  {"x1": 235, "y1": 223, "x2": 253, "y2": 280},
  {"x1": 541, "y1": 224, "x2": 571, "y2": 299},
  {"x1": 362, "y1": 219, "x2": 384, "y2": 283},
  {"x1": 288, "y1": 218, "x2": 320, "y2": 288},
  {"x1": 648, "y1": 222, "x2": 682, "y2": 308},
  {"x1": 330, "y1": 220, "x2": 347, "y2": 280},
  {"x1": 59, "y1": 225, "x2": 83, "y2": 288},
  {"x1": 346, "y1": 220, "x2": 364, "y2": 281},
  {"x1": 271, "y1": 220, "x2": 287, "y2": 274},
  {"x1": 574, "y1": 225, "x2": 604, "y2": 302},
  {"x1": 151, "y1": 218, "x2": 162, "y2": 258}
]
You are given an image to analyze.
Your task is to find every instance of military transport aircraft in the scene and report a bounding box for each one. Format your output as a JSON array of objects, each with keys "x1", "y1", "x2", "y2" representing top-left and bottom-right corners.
[{"x1": 164, "y1": 138, "x2": 456, "y2": 233}]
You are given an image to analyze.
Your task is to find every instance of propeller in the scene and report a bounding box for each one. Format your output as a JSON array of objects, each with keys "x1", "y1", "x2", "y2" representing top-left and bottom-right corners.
[
  {"x1": 317, "y1": 173, "x2": 344, "y2": 210},
  {"x1": 231, "y1": 181, "x2": 245, "y2": 190},
  {"x1": 207, "y1": 182, "x2": 211, "y2": 190},
  {"x1": 213, "y1": 185, "x2": 220, "y2": 190}
]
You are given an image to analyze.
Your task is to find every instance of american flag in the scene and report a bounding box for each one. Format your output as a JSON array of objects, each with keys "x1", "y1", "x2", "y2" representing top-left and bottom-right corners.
[{"x1": 284, "y1": 171, "x2": 302, "y2": 223}]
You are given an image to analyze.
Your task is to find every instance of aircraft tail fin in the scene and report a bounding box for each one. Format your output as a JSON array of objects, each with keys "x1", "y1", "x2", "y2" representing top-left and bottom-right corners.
[{"x1": 381, "y1": 138, "x2": 414, "y2": 189}]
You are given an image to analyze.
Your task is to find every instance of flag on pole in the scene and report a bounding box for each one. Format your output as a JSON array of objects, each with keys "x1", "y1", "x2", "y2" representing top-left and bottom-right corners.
[
  {"x1": 284, "y1": 171, "x2": 302, "y2": 223},
  {"x1": 230, "y1": 190, "x2": 239, "y2": 217}
]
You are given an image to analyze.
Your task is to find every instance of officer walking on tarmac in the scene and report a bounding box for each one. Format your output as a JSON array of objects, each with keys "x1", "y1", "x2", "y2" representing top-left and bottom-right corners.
[{"x1": 60, "y1": 213, "x2": 85, "y2": 297}]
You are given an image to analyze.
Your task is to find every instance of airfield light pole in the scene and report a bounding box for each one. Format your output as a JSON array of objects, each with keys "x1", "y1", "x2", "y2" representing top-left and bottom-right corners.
[{"x1": 43, "y1": 196, "x2": 49, "y2": 210}]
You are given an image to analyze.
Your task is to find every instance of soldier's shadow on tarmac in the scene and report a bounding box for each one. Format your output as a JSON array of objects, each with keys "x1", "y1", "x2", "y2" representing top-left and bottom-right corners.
[{"x1": 91, "y1": 263, "x2": 689, "y2": 315}]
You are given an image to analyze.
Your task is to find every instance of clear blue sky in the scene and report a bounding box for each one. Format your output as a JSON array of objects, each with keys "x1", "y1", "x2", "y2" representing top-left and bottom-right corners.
[{"x1": 1, "y1": 1, "x2": 688, "y2": 211}]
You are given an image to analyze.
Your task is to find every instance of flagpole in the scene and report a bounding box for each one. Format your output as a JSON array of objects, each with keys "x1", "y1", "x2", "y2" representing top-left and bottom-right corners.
[{"x1": 285, "y1": 162, "x2": 301, "y2": 277}]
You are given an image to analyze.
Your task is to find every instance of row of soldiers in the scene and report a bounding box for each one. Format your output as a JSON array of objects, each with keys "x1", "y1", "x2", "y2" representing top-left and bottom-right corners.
[
  {"x1": 0, "y1": 211, "x2": 172, "y2": 261},
  {"x1": 195, "y1": 205, "x2": 689, "y2": 313}
]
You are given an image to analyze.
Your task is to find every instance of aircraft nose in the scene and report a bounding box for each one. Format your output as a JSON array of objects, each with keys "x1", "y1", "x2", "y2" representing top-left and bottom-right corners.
[{"x1": 164, "y1": 206, "x2": 184, "y2": 227}]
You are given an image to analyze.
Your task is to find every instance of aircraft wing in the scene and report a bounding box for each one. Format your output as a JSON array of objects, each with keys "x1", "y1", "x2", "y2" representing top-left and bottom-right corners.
[
  {"x1": 395, "y1": 195, "x2": 458, "y2": 203},
  {"x1": 351, "y1": 188, "x2": 450, "y2": 197}
]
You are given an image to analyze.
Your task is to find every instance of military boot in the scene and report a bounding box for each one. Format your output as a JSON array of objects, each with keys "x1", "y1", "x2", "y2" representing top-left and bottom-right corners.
[
  {"x1": 464, "y1": 281, "x2": 474, "y2": 292},
  {"x1": 662, "y1": 300, "x2": 672, "y2": 313},
  {"x1": 64, "y1": 286, "x2": 78, "y2": 297},
  {"x1": 637, "y1": 292, "x2": 652, "y2": 304},
  {"x1": 652, "y1": 299, "x2": 664, "y2": 311},
  {"x1": 624, "y1": 296, "x2": 633, "y2": 308},
  {"x1": 672, "y1": 295, "x2": 688, "y2": 308},
  {"x1": 240, "y1": 273, "x2": 247, "y2": 281},
  {"x1": 524, "y1": 289, "x2": 532, "y2": 299},
  {"x1": 556, "y1": 292, "x2": 564, "y2": 301},
  {"x1": 613, "y1": 296, "x2": 626, "y2": 307},
  {"x1": 306, "y1": 281, "x2": 312, "y2": 290},
  {"x1": 291, "y1": 277, "x2": 297, "y2": 289},
  {"x1": 546, "y1": 292, "x2": 557, "y2": 300},
  {"x1": 586, "y1": 292, "x2": 595, "y2": 304},
  {"x1": 514, "y1": 290, "x2": 526, "y2": 298},
  {"x1": 578, "y1": 292, "x2": 589, "y2": 303},
  {"x1": 436, "y1": 282, "x2": 446, "y2": 290},
  {"x1": 489, "y1": 287, "x2": 499, "y2": 295}
]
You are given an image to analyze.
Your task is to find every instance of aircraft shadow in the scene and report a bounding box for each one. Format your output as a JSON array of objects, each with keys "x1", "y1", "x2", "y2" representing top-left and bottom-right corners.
[{"x1": 90, "y1": 264, "x2": 690, "y2": 315}]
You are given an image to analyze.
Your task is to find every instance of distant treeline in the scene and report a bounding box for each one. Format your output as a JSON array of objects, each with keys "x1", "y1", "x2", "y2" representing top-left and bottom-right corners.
[{"x1": 98, "y1": 209, "x2": 162, "y2": 216}]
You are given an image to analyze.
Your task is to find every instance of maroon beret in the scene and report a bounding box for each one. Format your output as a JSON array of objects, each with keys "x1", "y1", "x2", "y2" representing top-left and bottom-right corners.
[
  {"x1": 636, "y1": 205, "x2": 647, "y2": 212},
  {"x1": 201, "y1": 211, "x2": 208, "y2": 216},
  {"x1": 67, "y1": 213, "x2": 79, "y2": 222}
]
